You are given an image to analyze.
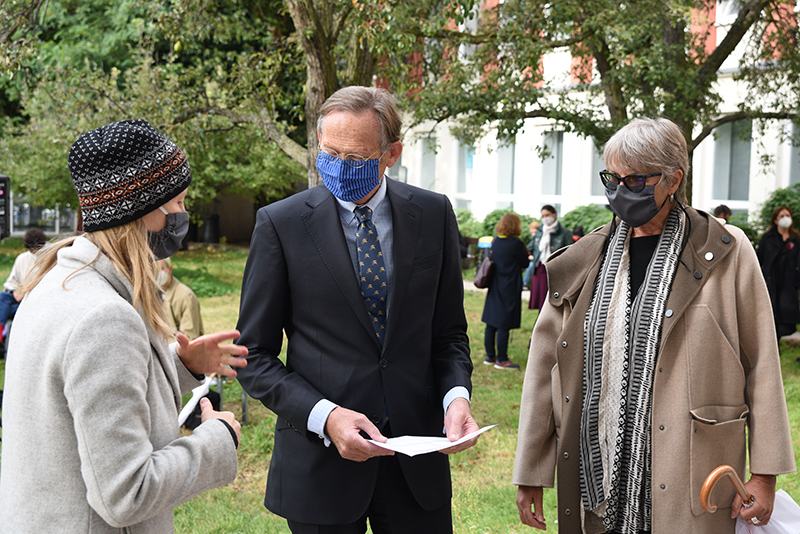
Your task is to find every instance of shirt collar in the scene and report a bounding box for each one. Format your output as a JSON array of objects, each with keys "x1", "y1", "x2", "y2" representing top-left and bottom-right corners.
[{"x1": 334, "y1": 176, "x2": 388, "y2": 223}]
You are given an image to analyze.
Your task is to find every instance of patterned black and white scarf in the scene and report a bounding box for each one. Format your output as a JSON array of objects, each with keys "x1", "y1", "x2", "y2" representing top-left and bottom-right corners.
[{"x1": 579, "y1": 207, "x2": 684, "y2": 533}]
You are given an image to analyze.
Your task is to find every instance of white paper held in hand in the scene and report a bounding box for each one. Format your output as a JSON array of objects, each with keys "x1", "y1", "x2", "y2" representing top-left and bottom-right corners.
[{"x1": 368, "y1": 424, "x2": 497, "y2": 457}]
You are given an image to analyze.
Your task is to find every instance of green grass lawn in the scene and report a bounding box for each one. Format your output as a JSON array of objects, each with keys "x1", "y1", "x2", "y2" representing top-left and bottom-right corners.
[{"x1": 1, "y1": 241, "x2": 800, "y2": 533}]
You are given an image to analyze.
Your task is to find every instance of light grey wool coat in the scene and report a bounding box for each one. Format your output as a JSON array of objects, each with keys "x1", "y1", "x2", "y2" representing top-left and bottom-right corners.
[{"x1": 0, "y1": 237, "x2": 238, "y2": 533}]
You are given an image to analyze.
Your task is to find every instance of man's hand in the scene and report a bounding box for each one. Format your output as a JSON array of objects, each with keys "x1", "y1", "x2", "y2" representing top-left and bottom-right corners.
[
  {"x1": 324, "y1": 407, "x2": 395, "y2": 462},
  {"x1": 175, "y1": 330, "x2": 248, "y2": 377},
  {"x1": 440, "y1": 397, "x2": 479, "y2": 454},
  {"x1": 731, "y1": 474, "x2": 776, "y2": 526},
  {"x1": 516, "y1": 485, "x2": 547, "y2": 530}
]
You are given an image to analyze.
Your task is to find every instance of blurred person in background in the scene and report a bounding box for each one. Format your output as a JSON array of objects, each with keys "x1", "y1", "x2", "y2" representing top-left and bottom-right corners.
[
  {"x1": 0, "y1": 227, "x2": 47, "y2": 340},
  {"x1": 481, "y1": 213, "x2": 530, "y2": 370},
  {"x1": 158, "y1": 257, "x2": 204, "y2": 342},
  {"x1": 714, "y1": 204, "x2": 732, "y2": 223},
  {"x1": 522, "y1": 220, "x2": 541, "y2": 289},
  {"x1": 527, "y1": 205, "x2": 572, "y2": 310},
  {"x1": 757, "y1": 205, "x2": 800, "y2": 341}
]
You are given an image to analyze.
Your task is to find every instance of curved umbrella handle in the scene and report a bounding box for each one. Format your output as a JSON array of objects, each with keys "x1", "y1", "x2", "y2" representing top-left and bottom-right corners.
[{"x1": 701, "y1": 465, "x2": 754, "y2": 513}]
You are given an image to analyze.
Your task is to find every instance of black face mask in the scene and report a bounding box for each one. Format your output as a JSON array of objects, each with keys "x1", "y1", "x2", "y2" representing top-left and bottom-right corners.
[
  {"x1": 148, "y1": 208, "x2": 189, "y2": 260},
  {"x1": 605, "y1": 184, "x2": 670, "y2": 228}
]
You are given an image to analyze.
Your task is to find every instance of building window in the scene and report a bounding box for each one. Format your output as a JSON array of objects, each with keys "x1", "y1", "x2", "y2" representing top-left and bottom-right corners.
[
  {"x1": 457, "y1": 145, "x2": 474, "y2": 193},
  {"x1": 386, "y1": 153, "x2": 407, "y2": 183},
  {"x1": 790, "y1": 123, "x2": 800, "y2": 185},
  {"x1": 421, "y1": 138, "x2": 437, "y2": 190},
  {"x1": 716, "y1": 0, "x2": 740, "y2": 25},
  {"x1": 591, "y1": 142, "x2": 606, "y2": 196},
  {"x1": 11, "y1": 196, "x2": 77, "y2": 235},
  {"x1": 713, "y1": 119, "x2": 751, "y2": 201},
  {"x1": 542, "y1": 131, "x2": 564, "y2": 195},
  {"x1": 497, "y1": 140, "x2": 515, "y2": 194}
]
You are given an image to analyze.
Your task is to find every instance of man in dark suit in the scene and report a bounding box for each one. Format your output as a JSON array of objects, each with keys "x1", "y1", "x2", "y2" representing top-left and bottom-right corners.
[{"x1": 236, "y1": 86, "x2": 478, "y2": 533}]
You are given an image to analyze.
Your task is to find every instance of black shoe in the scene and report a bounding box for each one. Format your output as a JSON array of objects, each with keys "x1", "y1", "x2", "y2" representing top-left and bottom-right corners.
[
  {"x1": 494, "y1": 360, "x2": 520, "y2": 370},
  {"x1": 483, "y1": 356, "x2": 496, "y2": 365}
]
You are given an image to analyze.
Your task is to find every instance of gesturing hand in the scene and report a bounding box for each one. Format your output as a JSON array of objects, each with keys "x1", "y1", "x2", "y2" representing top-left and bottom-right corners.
[{"x1": 176, "y1": 329, "x2": 248, "y2": 377}]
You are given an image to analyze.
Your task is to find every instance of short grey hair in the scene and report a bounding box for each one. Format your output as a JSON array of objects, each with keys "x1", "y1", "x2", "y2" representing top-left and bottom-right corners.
[
  {"x1": 603, "y1": 117, "x2": 689, "y2": 203},
  {"x1": 317, "y1": 86, "x2": 402, "y2": 152}
]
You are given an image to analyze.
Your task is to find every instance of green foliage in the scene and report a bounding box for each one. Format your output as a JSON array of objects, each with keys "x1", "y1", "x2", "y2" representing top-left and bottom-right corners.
[
  {"x1": 455, "y1": 208, "x2": 483, "y2": 239},
  {"x1": 728, "y1": 212, "x2": 760, "y2": 248},
  {"x1": 481, "y1": 208, "x2": 515, "y2": 237},
  {"x1": 561, "y1": 204, "x2": 614, "y2": 234},
  {"x1": 456, "y1": 208, "x2": 538, "y2": 244},
  {"x1": 0, "y1": 0, "x2": 306, "y2": 207},
  {"x1": 758, "y1": 183, "x2": 800, "y2": 235},
  {"x1": 172, "y1": 266, "x2": 239, "y2": 298}
]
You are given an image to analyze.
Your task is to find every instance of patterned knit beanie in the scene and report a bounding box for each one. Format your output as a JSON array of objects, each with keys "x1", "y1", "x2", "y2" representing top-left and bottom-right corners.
[{"x1": 68, "y1": 119, "x2": 192, "y2": 232}]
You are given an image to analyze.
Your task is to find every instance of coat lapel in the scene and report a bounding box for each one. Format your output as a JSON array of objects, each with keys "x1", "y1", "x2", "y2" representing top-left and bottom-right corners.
[
  {"x1": 383, "y1": 179, "x2": 423, "y2": 350},
  {"x1": 300, "y1": 185, "x2": 379, "y2": 346},
  {"x1": 660, "y1": 209, "x2": 737, "y2": 349}
]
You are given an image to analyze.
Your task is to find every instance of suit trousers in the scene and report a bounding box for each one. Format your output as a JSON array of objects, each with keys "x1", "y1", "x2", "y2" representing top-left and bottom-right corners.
[{"x1": 287, "y1": 426, "x2": 452, "y2": 534}]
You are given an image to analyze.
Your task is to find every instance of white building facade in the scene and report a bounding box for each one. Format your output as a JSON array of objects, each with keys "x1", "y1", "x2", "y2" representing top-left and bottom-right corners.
[{"x1": 394, "y1": 3, "x2": 800, "y2": 222}]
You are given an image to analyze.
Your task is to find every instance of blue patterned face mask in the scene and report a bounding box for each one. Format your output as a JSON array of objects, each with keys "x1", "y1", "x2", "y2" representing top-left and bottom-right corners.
[{"x1": 316, "y1": 151, "x2": 384, "y2": 202}]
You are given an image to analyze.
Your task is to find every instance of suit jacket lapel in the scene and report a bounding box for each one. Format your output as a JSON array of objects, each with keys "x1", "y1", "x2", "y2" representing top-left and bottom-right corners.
[
  {"x1": 301, "y1": 185, "x2": 379, "y2": 345},
  {"x1": 384, "y1": 179, "x2": 423, "y2": 350}
]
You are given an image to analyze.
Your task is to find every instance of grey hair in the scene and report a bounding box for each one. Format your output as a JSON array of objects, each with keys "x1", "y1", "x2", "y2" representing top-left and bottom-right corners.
[
  {"x1": 603, "y1": 117, "x2": 689, "y2": 204},
  {"x1": 317, "y1": 86, "x2": 402, "y2": 152}
]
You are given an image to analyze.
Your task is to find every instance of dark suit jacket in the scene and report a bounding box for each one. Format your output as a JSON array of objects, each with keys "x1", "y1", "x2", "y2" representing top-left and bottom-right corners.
[{"x1": 235, "y1": 179, "x2": 473, "y2": 524}]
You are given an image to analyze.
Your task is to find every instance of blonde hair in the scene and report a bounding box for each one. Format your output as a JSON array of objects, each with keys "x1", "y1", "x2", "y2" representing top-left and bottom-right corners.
[{"x1": 23, "y1": 220, "x2": 170, "y2": 338}]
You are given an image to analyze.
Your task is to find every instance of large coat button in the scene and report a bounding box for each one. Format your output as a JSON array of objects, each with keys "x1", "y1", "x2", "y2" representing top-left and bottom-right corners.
[{"x1": 380, "y1": 359, "x2": 388, "y2": 368}]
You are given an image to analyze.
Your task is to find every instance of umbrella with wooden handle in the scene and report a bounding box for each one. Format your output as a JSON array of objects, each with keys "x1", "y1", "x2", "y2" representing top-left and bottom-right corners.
[{"x1": 701, "y1": 465, "x2": 755, "y2": 513}]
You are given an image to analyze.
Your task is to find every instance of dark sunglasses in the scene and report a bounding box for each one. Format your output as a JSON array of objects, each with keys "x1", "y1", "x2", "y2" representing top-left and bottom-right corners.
[{"x1": 599, "y1": 169, "x2": 662, "y2": 193}]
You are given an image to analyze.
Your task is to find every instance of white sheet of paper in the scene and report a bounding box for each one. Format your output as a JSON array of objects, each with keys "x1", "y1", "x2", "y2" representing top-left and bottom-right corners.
[
  {"x1": 368, "y1": 424, "x2": 497, "y2": 457},
  {"x1": 178, "y1": 376, "x2": 213, "y2": 427}
]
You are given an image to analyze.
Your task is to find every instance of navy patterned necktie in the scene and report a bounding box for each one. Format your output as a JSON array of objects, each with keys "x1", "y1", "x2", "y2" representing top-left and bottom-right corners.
[{"x1": 355, "y1": 206, "x2": 388, "y2": 344}]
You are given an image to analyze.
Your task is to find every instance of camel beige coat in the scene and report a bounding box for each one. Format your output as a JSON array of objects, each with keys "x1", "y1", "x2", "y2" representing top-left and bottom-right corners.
[{"x1": 513, "y1": 208, "x2": 795, "y2": 533}]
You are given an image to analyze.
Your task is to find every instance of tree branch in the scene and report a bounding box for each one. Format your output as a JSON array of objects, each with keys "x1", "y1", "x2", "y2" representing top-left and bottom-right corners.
[
  {"x1": 690, "y1": 111, "x2": 800, "y2": 151},
  {"x1": 403, "y1": 24, "x2": 579, "y2": 49},
  {"x1": 176, "y1": 105, "x2": 307, "y2": 167},
  {"x1": 697, "y1": 0, "x2": 772, "y2": 83},
  {"x1": 0, "y1": 0, "x2": 47, "y2": 46}
]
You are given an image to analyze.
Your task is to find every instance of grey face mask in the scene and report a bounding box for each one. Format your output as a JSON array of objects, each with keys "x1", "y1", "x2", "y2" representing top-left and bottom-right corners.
[
  {"x1": 605, "y1": 183, "x2": 669, "y2": 228},
  {"x1": 148, "y1": 207, "x2": 189, "y2": 260}
]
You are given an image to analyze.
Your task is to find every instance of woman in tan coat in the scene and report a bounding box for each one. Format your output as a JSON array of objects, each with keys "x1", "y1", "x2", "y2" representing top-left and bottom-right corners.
[{"x1": 513, "y1": 117, "x2": 795, "y2": 534}]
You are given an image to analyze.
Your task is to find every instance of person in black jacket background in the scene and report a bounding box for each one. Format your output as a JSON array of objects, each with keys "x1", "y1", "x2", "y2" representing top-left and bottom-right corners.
[
  {"x1": 757, "y1": 205, "x2": 800, "y2": 341},
  {"x1": 481, "y1": 213, "x2": 530, "y2": 370}
]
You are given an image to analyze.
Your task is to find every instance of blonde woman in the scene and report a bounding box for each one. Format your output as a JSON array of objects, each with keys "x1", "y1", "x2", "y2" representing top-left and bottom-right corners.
[{"x1": 0, "y1": 119, "x2": 248, "y2": 533}]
